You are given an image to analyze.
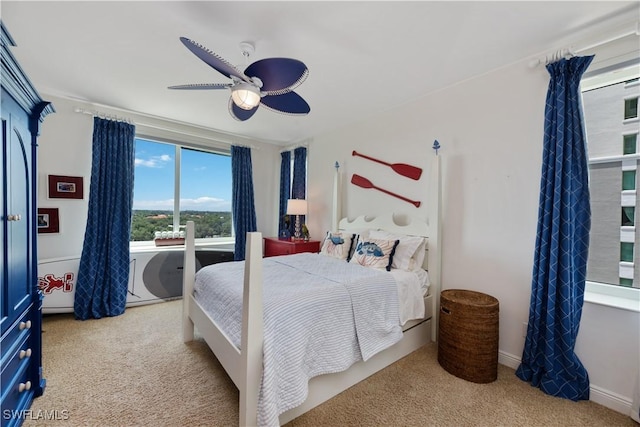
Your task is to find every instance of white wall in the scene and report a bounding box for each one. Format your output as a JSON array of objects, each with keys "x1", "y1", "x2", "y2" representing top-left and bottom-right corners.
[
  {"x1": 36, "y1": 95, "x2": 280, "y2": 261},
  {"x1": 306, "y1": 58, "x2": 639, "y2": 412}
]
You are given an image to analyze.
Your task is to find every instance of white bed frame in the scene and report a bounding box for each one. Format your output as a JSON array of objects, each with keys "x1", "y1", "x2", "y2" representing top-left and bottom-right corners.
[{"x1": 182, "y1": 155, "x2": 441, "y2": 426}]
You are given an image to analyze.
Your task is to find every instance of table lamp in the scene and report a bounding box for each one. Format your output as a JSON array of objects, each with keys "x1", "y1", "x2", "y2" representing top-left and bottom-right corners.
[{"x1": 286, "y1": 199, "x2": 307, "y2": 240}]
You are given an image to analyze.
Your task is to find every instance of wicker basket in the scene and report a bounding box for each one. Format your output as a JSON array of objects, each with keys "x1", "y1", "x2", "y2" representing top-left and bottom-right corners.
[{"x1": 438, "y1": 289, "x2": 499, "y2": 383}]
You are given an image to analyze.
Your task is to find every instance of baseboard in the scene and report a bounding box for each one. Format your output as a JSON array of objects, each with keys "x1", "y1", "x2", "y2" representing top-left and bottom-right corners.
[
  {"x1": 498, "y1": 350, "x2": 521, "y2": 370},
  {"x1": 590, "y1": 384, "x2": 634, "y2": 416},
  {"x1": 497, "y1": 350, "x2": 632, "y2": 416}
]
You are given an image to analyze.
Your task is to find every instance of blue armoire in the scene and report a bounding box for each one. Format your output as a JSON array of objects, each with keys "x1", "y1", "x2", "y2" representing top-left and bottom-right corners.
[{"x1": 1, "y1": 22, "x2": 54, "y2": 426}]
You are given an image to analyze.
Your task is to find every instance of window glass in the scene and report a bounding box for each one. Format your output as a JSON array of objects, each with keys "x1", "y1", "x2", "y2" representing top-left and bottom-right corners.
[
  {"x1": 624, "y1": 97, "x2": 638, "y2": 119},
  {"x1": 582, "y1": 69, "x2": 639, "y2": 289},
  {"x1": 179, "y1": 147, "x2": 232, "y2": 239},
  {"x1": 623, "y1": 134, "x2": 637, "y2": 154},
  {"x1": 620, "y1": 242, "x2": 634, "y2": 262},
  {"x1": 622, "y1": 207, "x2": 635, "y2": 227},
  {"x1": 622, "y1": 170, "x2": 636, "y2": 191},
  {"x1": 131, "y1": 138, "x2": 232, "y2": 242},
  {"x1": 131, "y1": 139, "x2": 175, "y2": 241},
  {"x1": 620, "y1": 278, "x2": 634, "y2": 287}
]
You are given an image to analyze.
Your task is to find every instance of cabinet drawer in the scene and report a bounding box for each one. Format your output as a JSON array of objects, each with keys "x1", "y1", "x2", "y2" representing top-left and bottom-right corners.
[
  {"x1": 0, "y1": 308, "x2": 32, "y2": 362},
  {"x1": 1, "y1": 331, "x2": 32, "y2": 399},
  {"x1": 0, "y1": 358, "x2": 34, "y2": 427}
]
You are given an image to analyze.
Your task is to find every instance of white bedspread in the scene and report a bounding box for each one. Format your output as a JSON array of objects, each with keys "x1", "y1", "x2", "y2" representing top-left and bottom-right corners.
[{"x1": 193, "y1": 252, "x2": 403, "y2": 426}]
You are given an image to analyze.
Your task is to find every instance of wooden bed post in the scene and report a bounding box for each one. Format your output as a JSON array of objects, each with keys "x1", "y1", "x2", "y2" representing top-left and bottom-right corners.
[
  {"x1": 239, "y1": 232, "x2": 264, "y2": 427},
  {"x1": 429, "y1": 153, "x2": 442, "y2": 341},
  {"x1": 183, "y1": 221, "x2": 196, "y2": 342}
]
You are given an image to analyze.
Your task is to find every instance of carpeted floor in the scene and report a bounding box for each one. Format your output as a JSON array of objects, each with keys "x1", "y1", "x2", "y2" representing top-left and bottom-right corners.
[{"x1": 22, "y1": 299, "x2": 635, "y2": 427}]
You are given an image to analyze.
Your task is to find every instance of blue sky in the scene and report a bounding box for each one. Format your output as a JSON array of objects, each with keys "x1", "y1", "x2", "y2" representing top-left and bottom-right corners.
[{"x1": 133, "y1": 138, "x2": 232, "y2": 211}]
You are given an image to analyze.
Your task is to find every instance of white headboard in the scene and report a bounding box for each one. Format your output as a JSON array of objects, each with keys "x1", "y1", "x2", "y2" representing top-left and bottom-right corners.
[{"x1": 335, "y1": 152, "x2": 442, "y2": 339}]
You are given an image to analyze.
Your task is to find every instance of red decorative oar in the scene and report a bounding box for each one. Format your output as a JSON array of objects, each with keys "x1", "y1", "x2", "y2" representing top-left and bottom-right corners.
[
  {"x1": 351, "y1": 174, "x2": 421, "y2": 207},
  {"x1": 352, "y1": 150, "x2": 422, "y2": 180}
]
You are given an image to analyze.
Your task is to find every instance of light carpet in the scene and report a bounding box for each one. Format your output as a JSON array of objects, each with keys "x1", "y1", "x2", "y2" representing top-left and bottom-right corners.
[{"x1": 22, "y1": 299, "x2": 635, "y2": 427}]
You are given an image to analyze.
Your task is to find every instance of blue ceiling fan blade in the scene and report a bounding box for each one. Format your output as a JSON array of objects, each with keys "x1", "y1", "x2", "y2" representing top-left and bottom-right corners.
[
  {"x1": 260, "y1": 91, "x2": 310, "y2": 115},
  {"x1": 179, "y1": 37, "x2": 251, "y2": 83},
  {"x1": 245, "y1": 58, "x2": 309, "y2": 94}
]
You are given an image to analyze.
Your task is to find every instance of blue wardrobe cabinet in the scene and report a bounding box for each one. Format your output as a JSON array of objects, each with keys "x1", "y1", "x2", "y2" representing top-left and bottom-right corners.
[{"x1": 1, "y1": 22, "x2": 55, "y2": 427}]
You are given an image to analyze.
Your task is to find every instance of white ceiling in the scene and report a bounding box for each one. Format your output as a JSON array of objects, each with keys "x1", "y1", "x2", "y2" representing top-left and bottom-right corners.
[{"x1": 2, "y1": 1, "x2": 638, "y2": 145}]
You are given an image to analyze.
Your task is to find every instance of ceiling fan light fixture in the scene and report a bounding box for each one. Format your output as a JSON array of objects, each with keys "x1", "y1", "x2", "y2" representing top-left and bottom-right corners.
[{"x1": 231, "y1": 83, "x2": 261, "y2": 110}]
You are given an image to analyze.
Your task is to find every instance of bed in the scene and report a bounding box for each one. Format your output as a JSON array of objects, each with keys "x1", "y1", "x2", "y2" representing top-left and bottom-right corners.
[{"x1": 182, "y1": 155, "x2": 442, "y2": 426}]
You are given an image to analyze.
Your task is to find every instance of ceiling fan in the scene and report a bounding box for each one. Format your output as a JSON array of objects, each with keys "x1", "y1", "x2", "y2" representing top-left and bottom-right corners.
[{"x1": 168, "y1": 37, "x2": 310, "y2": 121}]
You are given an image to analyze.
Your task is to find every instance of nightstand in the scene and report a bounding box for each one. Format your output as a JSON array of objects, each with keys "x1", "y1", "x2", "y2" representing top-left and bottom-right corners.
[{"x1": 263, "y1": 237, "x2": 321, "y2": 257}]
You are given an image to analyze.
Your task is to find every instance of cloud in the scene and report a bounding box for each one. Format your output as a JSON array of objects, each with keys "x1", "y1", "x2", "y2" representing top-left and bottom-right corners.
[{"x1": 135, "y1": 154, "x2": 172, "y2": 168}]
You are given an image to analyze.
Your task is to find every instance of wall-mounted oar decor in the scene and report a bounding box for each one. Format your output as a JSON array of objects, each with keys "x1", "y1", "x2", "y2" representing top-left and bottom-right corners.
[
  {"x1": 352, "y1": 150, "x2": 422, "y2": 180},
  {"x1": 351, "y1": 174, "x2": 421, "y2": 207}
]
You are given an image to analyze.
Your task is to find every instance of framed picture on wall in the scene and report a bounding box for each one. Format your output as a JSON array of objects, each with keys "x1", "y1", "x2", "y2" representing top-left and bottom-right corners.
[
  {"x1": 37, "y1": 208, "x2": 60, "y2": 233},
  {"x1": 48, "y1": 175, "x2": 83, "y2": 199}
]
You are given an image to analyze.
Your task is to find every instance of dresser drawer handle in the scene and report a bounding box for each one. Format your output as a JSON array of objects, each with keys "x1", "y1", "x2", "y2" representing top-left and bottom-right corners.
[
  {"x1": 19, "y1": 320, "x2": 32, "y2": 330},
  {"x1": 19, "y1": 348, "x2": 32, "y2": 359},
  {"x1": 18, "y1": 381, "x2": 32, "y2": 392}
]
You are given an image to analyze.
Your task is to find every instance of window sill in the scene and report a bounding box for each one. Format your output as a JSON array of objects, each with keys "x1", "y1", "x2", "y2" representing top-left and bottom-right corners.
[
  {"x1": 129, "y1": 238, "x2": 234, "y2": 253},
  {"x1": 584, "y1": 281, "x2": 640, "y2": 312}
]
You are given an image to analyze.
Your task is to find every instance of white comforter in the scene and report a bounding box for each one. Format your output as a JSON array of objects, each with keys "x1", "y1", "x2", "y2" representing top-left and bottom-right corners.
[{"x1": 194, "y1": 252, "x2": 404, "y2": 426}]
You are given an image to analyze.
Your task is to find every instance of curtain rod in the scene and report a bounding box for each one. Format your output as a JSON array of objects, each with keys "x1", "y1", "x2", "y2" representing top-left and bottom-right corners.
[
  {"x1": 74, "y1": 107, "x2": 133, "y2": 124},
  {"x1": 529, "y1": 21, "x2": 639, "y2": 68},
  {"x1": 74, "y1": 106, "x2": 260, "y2": 150}
]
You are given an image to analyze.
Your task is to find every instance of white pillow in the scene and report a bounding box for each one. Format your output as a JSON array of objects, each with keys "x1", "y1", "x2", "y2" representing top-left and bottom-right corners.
[
  {"x1": 320, "y1": 231, "x2": 355, "y2": 261},
  {"x1": 368, "y1": 229, "x2": 425, "y2": 271},
  {"x1": 411, "y1": 238, "x2": 428, "y2": 270}
]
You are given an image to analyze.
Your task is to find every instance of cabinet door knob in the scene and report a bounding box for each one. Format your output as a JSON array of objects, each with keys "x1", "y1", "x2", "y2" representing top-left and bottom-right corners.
[
  {"x1": 19, "y1": 348, "x2": 32, "y2": 359},
  {"x1": 8, "y1": 214, "x2": 22, "y2": 221},
  {"x1": 18, "y1": 381, "x2": 31, "y2": 392},
  {"x1": 19, "y1": 320, "x2": 31, "y2": 330}
]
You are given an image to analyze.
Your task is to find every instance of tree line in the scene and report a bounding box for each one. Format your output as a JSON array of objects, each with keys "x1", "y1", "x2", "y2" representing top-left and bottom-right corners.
[{"x1": 130, "y1": 210, "x2": 232, "y2": 241}]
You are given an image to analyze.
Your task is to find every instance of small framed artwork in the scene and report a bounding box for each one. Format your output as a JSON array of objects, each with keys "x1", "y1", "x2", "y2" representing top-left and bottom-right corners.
[
  {"x1": 49, "y1": 175, "x2": 83, "y2": 199},
  {"x1": 37, "y1": 208, "x2": 60, "y2": 233}
]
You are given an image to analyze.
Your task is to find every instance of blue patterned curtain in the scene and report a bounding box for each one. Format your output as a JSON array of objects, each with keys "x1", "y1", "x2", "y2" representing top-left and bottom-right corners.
[
  {"x1": 516, "y1": 55, "x2": 594, "y2": 401},
  {"x1": 278, "y1": 150, "x2": 291, "y2": 238},
  {"x1": 74, "y1": 118, "x2": 135, "y2": 320},
  {"x1": 291, "y1": 146, "x2": 307, "y2": 226},
  {"x1": 231, "y1": 145, "x2": 257, "y2": 260}
]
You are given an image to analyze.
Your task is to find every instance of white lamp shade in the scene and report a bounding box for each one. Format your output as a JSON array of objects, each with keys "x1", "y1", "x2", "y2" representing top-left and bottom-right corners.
[
  {"x1": 286, "y1": 199, "x2": 307, "y2": 215},
  {"x1": 231, "y1": 83, "x2": 261, "y2": 110}
]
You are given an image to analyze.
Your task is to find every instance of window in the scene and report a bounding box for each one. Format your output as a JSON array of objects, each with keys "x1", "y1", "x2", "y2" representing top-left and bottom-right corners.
[
  {"x1": 622, "y1": 207, "x2": 635, "y2": 227},
  {"x1": 624, "y1": 97, "x2": 638, "y2": 119},
  {"x1": 620, "y1": 278, "x2": 634, "y2": 287},
  {"x1": 582, "y1": 66, "x2": 639, "y2": 292},
  {"x1": 620, "y1": 242, "x2": 634, "y2": 263},
  {"x1": 131, "y1": 137, "x2": 232, "y2": 242},
  {"x1": 622, "y1": 170, "x2": 636, "y2": 190},
  {"x1": 623, "y1": 134, "x2": 637, "y2": 154}
]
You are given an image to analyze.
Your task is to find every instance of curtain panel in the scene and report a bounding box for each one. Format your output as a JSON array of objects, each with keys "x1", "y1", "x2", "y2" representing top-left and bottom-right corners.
[
  {"x1": 291, "y1": 146, "x2": 307, "y2": 227},
  {"x1": 516, "y1": 55, "x2": 594, "y2": 401},
  {"x1": 278, "y1": 150, "x2": 291, "y2": 238},
  {"x1": 231, "y1": 145, "x2": 257, "y2": 261},
  {"x1": 74, "y1": 117, "x2": 135, "y2": 320}
]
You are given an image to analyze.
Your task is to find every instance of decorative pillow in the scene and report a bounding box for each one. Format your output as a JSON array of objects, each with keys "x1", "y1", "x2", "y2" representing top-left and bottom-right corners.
[
  {"x1": 368, "y1": 229, "x2": 426, "y2": 271},
  {"x1": 348, "y1": 229, "x2": 371, "y2": 261},
  {"x1": 320, "y1": 232, "x2": 355, "y2": 261},
  {"x1": 349, "y1": 237, "x2": 400, "y2": 271}
]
